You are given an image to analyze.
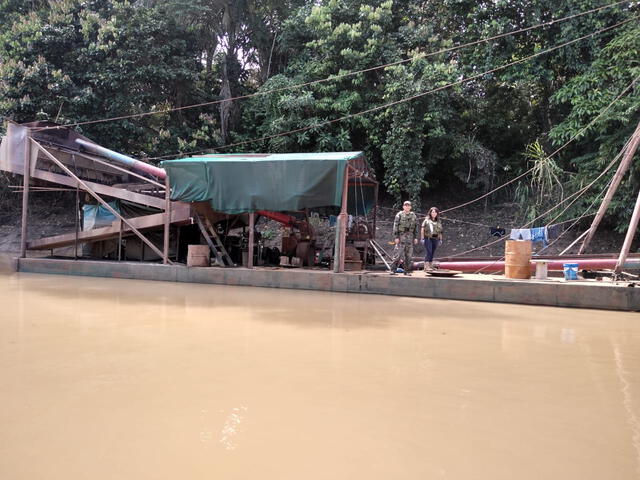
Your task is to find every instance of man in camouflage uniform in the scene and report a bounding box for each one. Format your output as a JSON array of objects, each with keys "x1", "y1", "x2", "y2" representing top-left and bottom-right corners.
[{"x1": 390, "y1": 201, "x2": 418, "y2": 275}]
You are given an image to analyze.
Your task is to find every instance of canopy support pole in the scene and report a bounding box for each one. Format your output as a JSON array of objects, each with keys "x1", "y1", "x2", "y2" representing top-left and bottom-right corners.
[
  {"x1": 373, "y1": 181, "x2": 379, "y2": 240},
  {"x1": 163, "y1": 176, "x2": 171, "y2": 264},
  {"x1": 20, "y1": 129, "x2": 31, "y2": 258},
  {"x1": 74, "y1": 181, "x2": 80, "y2": 260},
  {"x1": 334, "y1": 166, "x2": 349, "y2": 273},
  {"x1": 248, "y1": 212, "x2": 255, "y2": 269}
]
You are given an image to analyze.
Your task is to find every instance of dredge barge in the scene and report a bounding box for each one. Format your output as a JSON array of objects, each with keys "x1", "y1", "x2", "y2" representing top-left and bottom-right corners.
[{"x1": 2, "y1": 122, "x2": 639, "y2": 311}]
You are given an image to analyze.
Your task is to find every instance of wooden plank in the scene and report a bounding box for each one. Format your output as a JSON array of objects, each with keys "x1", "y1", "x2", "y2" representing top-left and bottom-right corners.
[
  {"x1": 28, "y1": 202, "x2": 191, "y2": 250},
  {"x1": 580, "y1": 120, "x2": 640, "y2": 254},
  {"x1": 31, "y1": 168, "x2": 166, "y2": 209},
  {"x1": 38, "y1": 145, "x2": 127, "y2": 180},
  {"x1": 32, "y1": 139, "x2": 170, "y2": 261},
  {"x1": 111, "y1": 183, "x2": 163, "y2": 193},
  {"x1": 615, "y1": 186, "x2": 640, "y2": 274},
  {"x1": 559, "y1": 229, "x2": 590, "y2": 255}
]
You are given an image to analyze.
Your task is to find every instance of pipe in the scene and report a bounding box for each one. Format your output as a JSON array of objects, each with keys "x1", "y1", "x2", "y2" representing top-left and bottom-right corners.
[
  {"x1": 75, "y1": 138, "x2": 166, "y2": 179},
  {"x1": 415, "y1": 258, "x2": 640, "y2": 273},
  {"x1": 257, "y1": 210, "x2": 296, "y2": 226}
]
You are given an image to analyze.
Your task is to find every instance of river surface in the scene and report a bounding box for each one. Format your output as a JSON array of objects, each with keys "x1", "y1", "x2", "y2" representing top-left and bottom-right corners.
[{"x1": 0, "y1": 266, "x2": 639, "y2": 479}]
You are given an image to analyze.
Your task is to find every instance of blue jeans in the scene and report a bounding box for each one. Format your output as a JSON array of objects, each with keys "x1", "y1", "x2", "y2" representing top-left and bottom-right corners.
[{"x1": 423, "y1": 237, "x2": 438, "y2": 262}]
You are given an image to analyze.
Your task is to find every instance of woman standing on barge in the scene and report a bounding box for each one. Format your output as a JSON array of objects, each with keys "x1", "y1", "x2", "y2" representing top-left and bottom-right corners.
[{"x1": 421, "y1": 207, "x2": 443, "y2": 271}]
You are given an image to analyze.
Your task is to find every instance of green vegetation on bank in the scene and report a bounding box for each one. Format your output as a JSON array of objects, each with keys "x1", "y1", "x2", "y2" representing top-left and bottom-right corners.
[{"x1": 0, "y1": 0, "x2": 638, "y2": 230}]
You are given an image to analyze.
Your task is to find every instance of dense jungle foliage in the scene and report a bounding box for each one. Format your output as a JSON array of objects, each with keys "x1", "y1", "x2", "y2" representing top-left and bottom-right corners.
[{"x1": 0, "y1": 0, "x2": 638, "y2": 230}]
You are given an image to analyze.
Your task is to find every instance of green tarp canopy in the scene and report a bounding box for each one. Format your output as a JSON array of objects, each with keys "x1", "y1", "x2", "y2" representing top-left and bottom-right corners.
[{"x1": 161, "y1": 152, "x2": 367, "y2": 214}]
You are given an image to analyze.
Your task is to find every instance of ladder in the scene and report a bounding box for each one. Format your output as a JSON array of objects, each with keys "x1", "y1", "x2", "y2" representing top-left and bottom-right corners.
[{"x1": 195, "y1": 214, "x2": 235, "y2": 267}]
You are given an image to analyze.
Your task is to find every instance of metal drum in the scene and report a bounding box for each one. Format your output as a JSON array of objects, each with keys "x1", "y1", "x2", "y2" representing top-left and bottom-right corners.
[{"x1": 505, "y1": 240, "x2": 532, "y2": 279}]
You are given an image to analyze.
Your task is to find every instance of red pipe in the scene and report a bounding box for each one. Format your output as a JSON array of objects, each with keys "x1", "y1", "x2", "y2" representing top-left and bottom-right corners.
[
  {"x1": 423, "y1": 258, "x2": 640, "y2": 273},
  {"x1": 256, "y1": 210, "x2": 297, "y2": 226}
]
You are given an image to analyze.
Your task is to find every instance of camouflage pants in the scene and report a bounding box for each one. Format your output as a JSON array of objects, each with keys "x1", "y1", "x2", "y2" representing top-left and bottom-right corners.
[{"x1": 391, "y1": 236, "x2": 414, "y2": 272}]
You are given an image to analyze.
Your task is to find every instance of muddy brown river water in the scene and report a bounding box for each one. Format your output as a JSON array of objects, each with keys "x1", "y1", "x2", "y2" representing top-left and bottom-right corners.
[{"x1": 0, "y1": 266, "x2": 639, "y2": 479}]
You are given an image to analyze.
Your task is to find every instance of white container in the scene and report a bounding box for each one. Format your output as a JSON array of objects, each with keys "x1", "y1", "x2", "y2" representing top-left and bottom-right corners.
[{"x1": 532, "y1": 260, "x2": 548, "y2": 280}]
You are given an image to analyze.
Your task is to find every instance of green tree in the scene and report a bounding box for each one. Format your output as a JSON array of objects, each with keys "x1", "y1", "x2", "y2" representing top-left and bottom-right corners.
[
  {"x1": 1, "y1": 0, "x2": 637, "y2": 218},
  {"x1": 550, "y1": 19, "x2": 640, "y2": 231},
  {"x1": 238, "y1": 0, "x2": 465, "y2": 207},
  {"x1": 0, "y1": 0, "x2": 204, "y2": 157}
]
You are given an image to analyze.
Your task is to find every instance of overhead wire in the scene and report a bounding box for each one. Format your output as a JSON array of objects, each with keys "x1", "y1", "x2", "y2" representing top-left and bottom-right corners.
[
  {"x1": 358, "y1": 15, "x2": 635, "y2": 266},
  {"x1": 439, "y1": 69, "x2": 640, "y2": 215},
  {"x1": 147, "y1": 15, "x2": 638, "y2": 161},
  {"x1": 9, "y1": 3, "x2": 636, "y2": 275},
  {"x1": 29, "y1": 0, "x2": 634, "y2": 132},
  {"x1": 449, "y1": 134, "x2": 632, "y2": 263},
  {"x1": 540, "y1": 135, "x2": 634, "y2": 230},
  {"x1": 348, "y1": 61, "x2": 636, "y2": 258},
  {"x1": 466, "y1": 141, "x2": 627, "y2": 262},
  {"x1": 438, "y1": 212, "x2": 601, "y2": 231},
  {"x1": 440, "y1": 217, "x2": 496, "y2": 229},
  {"x1": 470, "y1": 184, "x2": 613, "y2": 272},
  {"x1": 19, "y1": 5, "x2": 638, "y2": 266},
  {"x1": 536, "y1": 176, "x2": 614, "y2": 254},
  {"x1": 423, "y1": 69, "x2": 640, "y2": 271},
  {"x1": 468, "y1": 178, "x2": 612, "y2": 274}
]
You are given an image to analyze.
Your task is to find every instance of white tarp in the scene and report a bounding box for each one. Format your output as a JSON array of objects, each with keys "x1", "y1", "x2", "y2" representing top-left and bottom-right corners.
[{"x1": 0, "y1": 122, "x2": 28, "y2": 175}]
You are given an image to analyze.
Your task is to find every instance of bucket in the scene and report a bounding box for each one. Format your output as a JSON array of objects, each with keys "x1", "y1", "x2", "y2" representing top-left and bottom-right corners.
[
  {"x1": 504, "y1": 240, "x2": 532, "y2": 279},
  {"x1": 187, "y1": 245, "x2": 210, "y2": 267},
  {"x1": 563, "y1": 263, "x2": 579, "y2": 281},
  {"x1": 279, "y1": 256, "x2": 290, "y2": 267}
]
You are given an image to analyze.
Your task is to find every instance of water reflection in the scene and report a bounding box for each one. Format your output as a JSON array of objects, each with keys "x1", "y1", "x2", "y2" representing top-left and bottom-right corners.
[{"x1": 613, "y1": 342, "x2": 640, "y2": 476}]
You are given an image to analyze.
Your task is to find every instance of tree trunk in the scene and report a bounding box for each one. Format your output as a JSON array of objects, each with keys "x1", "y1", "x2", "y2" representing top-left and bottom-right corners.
[{"x1": 219, "y1": 56, "x2": 232, "y2": 144}]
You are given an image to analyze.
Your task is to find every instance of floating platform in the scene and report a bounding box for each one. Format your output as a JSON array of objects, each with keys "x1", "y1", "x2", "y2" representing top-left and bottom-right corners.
[{"x1": 15, "y1": 257, "x2": 640, "y2": 311}]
